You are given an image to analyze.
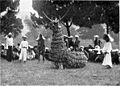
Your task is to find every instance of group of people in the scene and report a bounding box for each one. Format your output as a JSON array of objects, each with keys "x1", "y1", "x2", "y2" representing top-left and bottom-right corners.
[
  {"x1": 89, "y1": 34, "x2": 115, "y2": 69},
  {"x1": 63, "y1": 35, "x2": 80, "y2": 51},
  {"x1": 63, "y1": 33, "x2": 117, "y2": 69},
  {"x1": 2, "y1": 33, "x2": 45, "y2": 63},
  {"x1": 1, "y1": 31, "x2": 119, "y2": 69},
  {"x1": 63, "y1": 34, "x2": 101, "y2": 51}
]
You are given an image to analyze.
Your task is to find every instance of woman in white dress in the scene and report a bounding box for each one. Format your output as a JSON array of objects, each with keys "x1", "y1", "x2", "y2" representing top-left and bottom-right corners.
[
  {"x1": 102, "y1": 34, "x2": 114, "y2": 69},
  {"x1": 19, "y1": 36, "x2": 29, "y2": 63}
]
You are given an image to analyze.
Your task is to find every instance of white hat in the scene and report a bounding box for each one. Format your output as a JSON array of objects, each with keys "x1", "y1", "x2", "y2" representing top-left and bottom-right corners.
[
  {"x1": 8, "y1": 32, "x2": 12, "y2": 36},
  {"x1": 69, "y1": 36, "x2": 73, "y2": 38},
  {"x1": 22, "y1": 35, "x2": 27, "y2": 38},
  {"x1": 94, "y1": 35, "x2": 99, "y2": 38},
  {"x1": 45, "y1": 47, "x2": 49, "y2": 50},
  {"x1": 75, "y1": 35, "x2": 79, "y2": 38},
  {"x1": 70, "y1": 46, "x2": 73, "y2": 49}
]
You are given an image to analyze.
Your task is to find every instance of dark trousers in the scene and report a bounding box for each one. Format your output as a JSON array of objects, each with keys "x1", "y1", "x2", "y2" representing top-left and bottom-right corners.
[{"x1": 7, "y1": 46, "x2": 13, "y2": 62}]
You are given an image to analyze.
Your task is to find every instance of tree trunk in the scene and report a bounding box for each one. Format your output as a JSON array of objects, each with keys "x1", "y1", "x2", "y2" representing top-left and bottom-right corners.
[{"x1": 66, "y1": 26, "x2": 71, "y2": 36}]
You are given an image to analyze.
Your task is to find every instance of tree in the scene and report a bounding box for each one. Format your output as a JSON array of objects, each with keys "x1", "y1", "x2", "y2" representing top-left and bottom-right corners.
[
  {"x1": 32, "y1": 1, "x2": 119, "y2": 35},
  {"x1": 0, "y1": 0, "x2": 23, "y2": 37},
  {"x1": 32, "y1": 0, "x2": 74, "y2": 36}
]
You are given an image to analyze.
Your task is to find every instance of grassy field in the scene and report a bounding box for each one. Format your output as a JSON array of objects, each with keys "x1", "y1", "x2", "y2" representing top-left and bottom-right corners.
[{"x1": 0, "y1": 58, "x2": 120, "y2": 85}]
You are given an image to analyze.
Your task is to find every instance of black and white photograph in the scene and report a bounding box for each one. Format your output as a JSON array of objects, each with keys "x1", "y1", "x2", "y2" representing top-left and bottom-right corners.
[{"x1": 0, "y1": 0, "x2": 120, "y2": 85}]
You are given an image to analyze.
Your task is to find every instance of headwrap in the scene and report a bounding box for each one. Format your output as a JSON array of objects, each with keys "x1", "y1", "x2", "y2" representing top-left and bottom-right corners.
[
  {"x1": 22, "y1": 35, "x2": 27, "y2": 38},
  {"x1": 69, "y1": 36, "x2": 73, "y2": 38},
  {"x1": 8, "y1": 32, "x2": 12, "y2": 36},
  {"x1": 94, "y1": 35, "x2": 99, "y2": 38},
  {"x1": 75, "y1": 35, "x2": 79, "y2": 38}
]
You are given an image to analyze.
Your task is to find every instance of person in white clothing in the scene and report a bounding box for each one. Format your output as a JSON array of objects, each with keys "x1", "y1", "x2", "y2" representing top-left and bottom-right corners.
[
  {"x1": 19, "y1": 35, "x2": 28, "y2": 63},
  {"x1": 27, "y1": 45, "x2": 35, "y2": 60},
  {"x1": 5, "y1": 32, "x2": 14, "y2": 62},
  {"x1": 102, "y1": 34, "x2": 114, "y2": 69}
]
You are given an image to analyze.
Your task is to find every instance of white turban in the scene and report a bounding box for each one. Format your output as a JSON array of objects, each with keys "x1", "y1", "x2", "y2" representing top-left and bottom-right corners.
[
  {"x1": 94, "y1": 35, "x2": 99, "y2": 38},
  {"x1": 8, "y1": 32, "x2": 12, "y2": 36},
  {"x1": 69, "y1": 36, "x2": 73, "y2": 38},
  {"x1": 75, "y1": 35, "x2": 79, "y2": 38}
]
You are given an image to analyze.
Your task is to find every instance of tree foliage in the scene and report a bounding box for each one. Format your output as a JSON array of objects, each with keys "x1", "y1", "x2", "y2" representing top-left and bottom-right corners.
[
  {"x1": 32, "y1": 0, "x2": 119, "y2": 35},
  {"x1": 0, "y1": 0, "x2": 23, "y2": 37}
]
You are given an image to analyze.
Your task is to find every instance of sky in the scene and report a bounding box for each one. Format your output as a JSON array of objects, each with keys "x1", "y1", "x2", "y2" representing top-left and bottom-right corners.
[{"x1": 16, "y1": 0, "x2": 39, "y2": 36}]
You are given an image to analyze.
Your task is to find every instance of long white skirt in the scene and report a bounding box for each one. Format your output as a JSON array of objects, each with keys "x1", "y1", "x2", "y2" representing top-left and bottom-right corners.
[
  {"x1": 19, "y1": 48, "x2": 27, "y2": 61},
  {"x1": 102, "y1": 53, "x2": 112, "y2": 67}
]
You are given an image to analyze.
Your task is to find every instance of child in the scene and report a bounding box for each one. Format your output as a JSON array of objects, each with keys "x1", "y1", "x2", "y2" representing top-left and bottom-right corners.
[{"x1": 19, "y1": 35, "x2": 28, "y2": 63}]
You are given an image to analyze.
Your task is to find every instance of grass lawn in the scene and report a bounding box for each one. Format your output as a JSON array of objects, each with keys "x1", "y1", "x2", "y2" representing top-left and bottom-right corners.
[{"x1": 0, "y1": 58, "x2": 120, "y2": 85}]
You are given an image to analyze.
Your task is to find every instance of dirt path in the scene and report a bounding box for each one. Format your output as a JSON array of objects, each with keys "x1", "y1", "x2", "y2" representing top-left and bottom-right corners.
[{"x1": 0, "y1": 58, "x2": 120, "y2": 85}]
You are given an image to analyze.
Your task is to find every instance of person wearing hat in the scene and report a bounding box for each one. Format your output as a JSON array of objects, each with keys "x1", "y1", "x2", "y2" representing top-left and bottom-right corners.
[
  {"x1": 74, "y1": 35, "x2": 80, "y2": 51},
  {"x1": 93, "y1": 35, "x2": 102, "y2": 48},
  {"x1": 19, "y1": 35, "x2": 29, "y2": 63},
  {"x1": 5, "y1": 32, "x2": 14, "y2": 62},
  {"x1": 102, "y1": 34, "x2": 114, "y2": 69},
  {"x1": 36, "y1": 34, "x2": 45, "y2": 62}
]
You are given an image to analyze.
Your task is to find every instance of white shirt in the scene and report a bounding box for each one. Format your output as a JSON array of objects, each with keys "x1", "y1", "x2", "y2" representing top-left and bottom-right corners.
[
  {"x1": 5, "y1": 37, "x2": 13, "y2": 49},
  {"x1": 20, "y1": 41, "x2": 28, "y2": 49},
  {"x1": 102, "y1": 42, "x2": 112, "y2": 53}
]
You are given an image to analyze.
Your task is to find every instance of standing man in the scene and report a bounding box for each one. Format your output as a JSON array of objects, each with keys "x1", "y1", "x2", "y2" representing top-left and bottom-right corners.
[
  {"x1": 19, "y1": 35, "x2": 29, "y2": 63},
  {"x1": 5, "y1": 32, "x2": 14, "y2": 62},
  {"x1": 74, "y1": 35, "x2": 80, "y2": 51},
  {"x1": 36, "y1": 34, "x2": 45, "y2": 62}
]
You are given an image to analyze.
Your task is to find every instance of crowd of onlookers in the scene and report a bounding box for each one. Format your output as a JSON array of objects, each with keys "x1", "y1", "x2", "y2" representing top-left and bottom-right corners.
[
  {"x1": 1, "y1": 32, "x2": 120, "y2": 69},
  {"x1": 1, "y1": 33, "x2": 45, "y2": 63}
]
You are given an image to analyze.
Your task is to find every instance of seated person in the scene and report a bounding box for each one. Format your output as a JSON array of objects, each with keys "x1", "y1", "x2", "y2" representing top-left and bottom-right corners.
[
  {"x1": 27, "y1": 45, "x2": 35, "y2": 60},
  {"x1": 74, "y1": 35, "x2": 80, "y2": 51}
]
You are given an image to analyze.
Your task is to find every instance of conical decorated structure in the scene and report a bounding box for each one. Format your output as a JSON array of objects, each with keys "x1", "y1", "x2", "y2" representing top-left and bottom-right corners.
[
  {"x1": 47, "y1": 23, "x2": 87, "y2": 68},
  {"x1": 50, "y1": 23, "x2": 66, "y2": 63}
]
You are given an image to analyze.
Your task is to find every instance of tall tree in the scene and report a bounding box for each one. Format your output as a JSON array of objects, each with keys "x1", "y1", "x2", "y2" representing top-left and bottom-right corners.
[
  {"x1": 0, "y1": 0, "x2": 23, "y2": 37},
  {"x1": 32, "y1": 1, "x2": 119, "y2": 35}
]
